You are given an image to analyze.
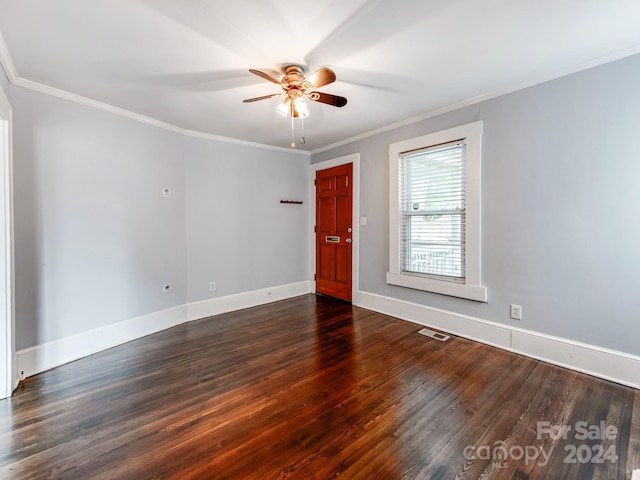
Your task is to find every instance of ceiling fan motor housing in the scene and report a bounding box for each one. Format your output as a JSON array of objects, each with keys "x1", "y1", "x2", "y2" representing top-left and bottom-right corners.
[{"x1": 282, "y1": 65, "x2": 309, "y2": 91}]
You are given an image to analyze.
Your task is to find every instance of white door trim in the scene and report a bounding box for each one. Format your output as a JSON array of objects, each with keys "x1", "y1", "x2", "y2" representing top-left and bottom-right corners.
[
  {"x1": 310, "y1": 153, "x2": 360, "y2": 303},
  {"x1": 0, "y1": 85, "x2": 15, "y2": 398}
]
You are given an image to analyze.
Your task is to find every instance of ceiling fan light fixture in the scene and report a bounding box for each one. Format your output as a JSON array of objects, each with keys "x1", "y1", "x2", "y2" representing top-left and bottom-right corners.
[
  {"x1": 276, "y1": 97, "x2": 291, "y2": 116},
  {"x1": 293, "y1": 97, "x2": 309, "y2": 117},
  {"x1": 245, "y1": 65, "x2": 347, "y2": 148}
]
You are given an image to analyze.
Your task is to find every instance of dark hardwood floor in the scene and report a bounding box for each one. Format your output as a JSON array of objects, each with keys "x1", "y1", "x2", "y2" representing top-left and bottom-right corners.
[{"x1": 0, "y1": 294, "x2": 638, "y2": 479}]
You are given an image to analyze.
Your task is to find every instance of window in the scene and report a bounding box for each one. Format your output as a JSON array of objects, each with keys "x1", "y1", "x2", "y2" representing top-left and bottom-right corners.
[
  {"x1": 400, "y1": 141, "x2": 465, "y2": 279},
  {"x1": 387, "y1": 121, "x2": 487, "y2": 301}
]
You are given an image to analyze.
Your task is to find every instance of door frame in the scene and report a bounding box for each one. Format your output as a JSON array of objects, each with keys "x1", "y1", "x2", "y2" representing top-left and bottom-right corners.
[
  {"x1": 0, "y1": 85, "x2": 15, "y2": 399},
  {"x1": 310, "y1": 153, "x2": 360, "y2": 304}
]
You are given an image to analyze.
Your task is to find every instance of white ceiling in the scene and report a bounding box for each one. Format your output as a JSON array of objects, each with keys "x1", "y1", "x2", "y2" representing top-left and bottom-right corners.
[{"x1": 1, "y1": 0, "x2": 640, "y2": 152}]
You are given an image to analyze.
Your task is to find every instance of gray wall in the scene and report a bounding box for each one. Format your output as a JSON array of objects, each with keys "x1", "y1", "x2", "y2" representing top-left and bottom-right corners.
[
  {"x1": 11, "y1": 86, "x2": 310, "y2": 351},
  {"x1": 312, "y1": 53, "x2": 640, "y2": 356},
  {"x1": 9, "y1": 51, "x2": 640, "y2": 357},
  {"x1": 12, "y1": 87, "x2": 187, "y2": 350},
  {"x1": 184, "y1": 137, "x2": 309, "y2": 303}
]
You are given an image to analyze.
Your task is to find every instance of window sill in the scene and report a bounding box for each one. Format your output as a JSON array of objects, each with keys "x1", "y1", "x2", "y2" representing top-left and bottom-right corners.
[{"x1": 386, "y1": 272, "x2": 487, "y2": 302}]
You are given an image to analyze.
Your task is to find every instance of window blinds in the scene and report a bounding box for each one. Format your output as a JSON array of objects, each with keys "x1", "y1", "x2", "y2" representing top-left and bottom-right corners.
[{"x1": 399, "y1": 141, "x2": 466, "y2": 281}]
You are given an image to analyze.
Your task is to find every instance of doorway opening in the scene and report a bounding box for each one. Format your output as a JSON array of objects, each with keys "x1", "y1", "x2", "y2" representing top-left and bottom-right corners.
[{"x1": 310, "y1": 153, "x2": 360, "y2": 304}]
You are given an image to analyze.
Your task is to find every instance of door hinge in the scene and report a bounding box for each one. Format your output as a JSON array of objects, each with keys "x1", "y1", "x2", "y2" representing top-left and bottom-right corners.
[
  {"x1": 314, "y1": 179, "x2": 316, "y2": 186},
  {"x1": 314, "y1": 226, "x2": 316, "y2": 233},
  {"x1": 314, "y1": 274, "x2": 316, "y2": 281}
]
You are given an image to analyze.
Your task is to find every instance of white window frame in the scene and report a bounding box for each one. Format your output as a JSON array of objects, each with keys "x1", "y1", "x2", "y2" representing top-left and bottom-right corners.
[{"x1": 387, "y1": 121, "x2": 487, "y2": 302}]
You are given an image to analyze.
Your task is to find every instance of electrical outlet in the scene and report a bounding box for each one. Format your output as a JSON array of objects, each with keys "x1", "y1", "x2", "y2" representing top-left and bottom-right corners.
[
  {"x1": 510, "y1": 304, "x2": 522, "y2": 320},
  {"x1": 209, "y1": 282, "x2": 216, "y2": 292}
]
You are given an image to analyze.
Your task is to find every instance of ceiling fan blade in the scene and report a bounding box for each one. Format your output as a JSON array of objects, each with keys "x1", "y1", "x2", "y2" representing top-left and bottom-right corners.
[
  {"x1": 308, "y1": 91, "x2": 348, "y2": 107},
  {"x1": 304, "y1": 68, "x2": 336, "y2": 89},
  {"x1": 242, "y1": 93, "x2": 282, "y2": 103},
  {"x1": 249, "y1": 69, "x2": 282, "y2": 84}
]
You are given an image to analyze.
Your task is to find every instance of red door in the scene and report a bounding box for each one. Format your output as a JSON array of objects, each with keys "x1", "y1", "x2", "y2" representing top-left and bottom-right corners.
[{"x1": 315, "y1": 163, "x2": 353, "y2": 302}]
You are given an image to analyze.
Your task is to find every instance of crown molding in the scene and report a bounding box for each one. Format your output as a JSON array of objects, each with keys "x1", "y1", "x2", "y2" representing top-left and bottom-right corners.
[
  {"x1": 12, "y1": 77, "x2": 310, "y2": 155},
  {"x1": 0, "y1": 31, "x2": 18, "y2": 83},
  {"x1": 310, "y1": 44, "x2": 640, "y2": 155},
  {"x1": 0, "y1": 30, "x2": 309, "y2": 156},
  {"x1": 2, "y1": 23, "x2": 639, "y2": 157}
]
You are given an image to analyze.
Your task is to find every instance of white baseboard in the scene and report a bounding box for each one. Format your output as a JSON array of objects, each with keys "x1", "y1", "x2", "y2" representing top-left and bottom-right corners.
[
  {"x1": 17, "y1": 304, "x2": 188, "y2": 380},
  {"x1": 19, "y1": 283, "x2": 635, "y2": 390},
  {"x1": 186, "y1": 281, "x2": 311, "y2": 321},
  {"x1": 355, "y1": 290, "x2": 640, "y2": 389},
  {"x1": 17, "y1": 281, "x2": 311, "y2": 380}
]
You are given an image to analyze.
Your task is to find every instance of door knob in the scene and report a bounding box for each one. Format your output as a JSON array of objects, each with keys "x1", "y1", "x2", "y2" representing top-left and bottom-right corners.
[{"x1": 346, "y1": 238, "x2": 352, "y2": 244}]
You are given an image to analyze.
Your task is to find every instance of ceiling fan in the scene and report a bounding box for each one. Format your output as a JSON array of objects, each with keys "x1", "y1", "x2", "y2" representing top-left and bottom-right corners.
[{"x1": 243, "y1": 65, "x2": 348, "y2": 148}]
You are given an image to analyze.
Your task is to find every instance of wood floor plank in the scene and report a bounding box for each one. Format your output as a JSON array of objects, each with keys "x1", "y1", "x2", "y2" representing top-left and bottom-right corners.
[
  {"x1": 0, "y1": 294, "x2": 637, "y2": 479},
  {"x1": 626, "y1": 391, "x2": 640, "y2": 480}
]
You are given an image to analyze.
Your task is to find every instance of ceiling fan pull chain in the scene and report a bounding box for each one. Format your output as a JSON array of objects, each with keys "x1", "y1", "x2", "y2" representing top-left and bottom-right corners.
[
  {"x1": 300, "y1": 118, "x2": 305, "y2": 145},
  {"x1": 290, "y1": 103, "x2": 295, "y2": 149}
]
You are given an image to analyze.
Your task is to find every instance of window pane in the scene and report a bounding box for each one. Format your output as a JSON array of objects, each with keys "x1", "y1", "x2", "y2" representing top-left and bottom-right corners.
[
  {"x1": 401, "y1": 213, "x2": 465, "y2": 278},
  {"x1": 400, "y1": 143, "x2": 466, "y2": 280}
]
